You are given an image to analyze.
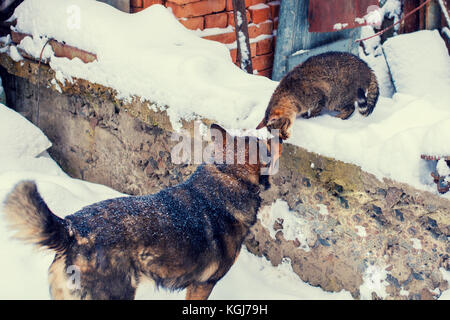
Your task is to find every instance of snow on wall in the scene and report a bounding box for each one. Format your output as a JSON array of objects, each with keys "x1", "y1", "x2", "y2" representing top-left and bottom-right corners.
[{"x1": 12, "y1": 0, "x2": 277, "y2": 132}]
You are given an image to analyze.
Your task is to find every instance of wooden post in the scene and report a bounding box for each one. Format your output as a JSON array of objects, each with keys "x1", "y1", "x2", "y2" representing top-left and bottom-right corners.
[{"x1": 232, "y1": 0, "x2": 253, "y2": 74}]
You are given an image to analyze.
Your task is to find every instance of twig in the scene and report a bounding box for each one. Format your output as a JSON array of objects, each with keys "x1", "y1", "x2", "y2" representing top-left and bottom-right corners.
[{"x1": 36, "y1": 37, "x2": 51, "y2": 127}]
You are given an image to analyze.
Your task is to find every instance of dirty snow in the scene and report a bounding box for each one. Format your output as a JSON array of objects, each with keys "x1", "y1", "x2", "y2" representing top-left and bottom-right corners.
[
  {"x1": 7, "y1": 1, "x2": 449, "y2": 200},
  {"x1": 1, "y1": 0, "x2": 449, "y2": 300}
]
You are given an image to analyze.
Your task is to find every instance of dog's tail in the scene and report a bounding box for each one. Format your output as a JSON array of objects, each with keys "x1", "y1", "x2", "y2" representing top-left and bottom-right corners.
[{"x1": 2, "y1": 181, "x2": 72, "y2": 252}]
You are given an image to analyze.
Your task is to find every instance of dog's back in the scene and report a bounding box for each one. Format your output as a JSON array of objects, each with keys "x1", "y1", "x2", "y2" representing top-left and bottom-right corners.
[{"x1": 63, "y1": 164, "x2": 260, "y2": 297}]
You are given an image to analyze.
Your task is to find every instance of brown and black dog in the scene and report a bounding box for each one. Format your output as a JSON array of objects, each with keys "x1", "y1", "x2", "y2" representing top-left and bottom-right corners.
[
  {"x1": 2, "y1": 124, "x2": 281, "y2": 300},
  {"x1": 257, "y1": 52, "x2": 379, "y2": 139}
]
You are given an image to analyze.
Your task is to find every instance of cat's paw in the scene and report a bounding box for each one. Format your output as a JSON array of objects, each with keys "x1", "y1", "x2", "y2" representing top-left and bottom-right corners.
[{"x1": 267, "y1": 117, "x2": 292, "y2": 140}]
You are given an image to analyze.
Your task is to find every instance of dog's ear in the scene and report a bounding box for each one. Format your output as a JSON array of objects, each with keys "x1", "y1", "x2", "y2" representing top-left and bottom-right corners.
[
  {"x1": 256, "y1": 117, "x2": 267, "y2": 130},
  {"x1": 210, "y1": 123, "x2": 231, "y2": 151}
]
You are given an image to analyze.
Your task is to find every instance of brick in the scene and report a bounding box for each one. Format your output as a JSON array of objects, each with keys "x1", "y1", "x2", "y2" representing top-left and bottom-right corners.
[
  {"x1": 273, "y1": 16, "x2": 279, "y2": 30},
  {"x1": 252, "y1": 52, "x2": 273, "y2": 71},
  {"x1": 248, "y1": 20, "x2": 273, "y2": 38},
  {"x1": 166, "y1": 0, "x2": 226, "y2": 18},
  {"x1": 268, "y1": 1, "x2": 280, "y2": 19},
  {"x1": 202, "y1": 31, "x2": 236, "y2": 44},
  {"x1": 143, "y1": 0, "x2": 163, "y2": 8},
  {"x1": 255, "y1": 36, "x2": 273, "y2": 55},
  {"x1": 131, "y1": 0, "x2": 143, "y2": 7},
  {"x1": 227, "y1": 9, "x2": 251, "y2": 26},
  {"x1": 248, "y1": 3, "x2": 271, "y2": 24},
  {"x1": 204, "y1": 12, "x2": 228, "y2": 29},
  {"x1": 257, "y1": 68, "x2": 272, "y2": 78},
  {"x1": 226, "y1": 0, "x2": 252, "y2": 11},
  {"x1": 178, "y1": 16, "x2": 204, "y2": 30},
  {"x1": 170, "y1": 0, "x2": 202, "y2": 4}
]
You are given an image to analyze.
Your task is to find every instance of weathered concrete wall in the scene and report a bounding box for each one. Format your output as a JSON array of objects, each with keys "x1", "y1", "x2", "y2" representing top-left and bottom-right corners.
[{"x1": 1, "y1": 53, "x2": 449, "y2": 299}]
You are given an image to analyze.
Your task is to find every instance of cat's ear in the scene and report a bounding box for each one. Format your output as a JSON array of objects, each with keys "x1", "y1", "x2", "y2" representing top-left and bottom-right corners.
[{"x1": 256, "y1": 117, "x2": 267, "y2": 129}]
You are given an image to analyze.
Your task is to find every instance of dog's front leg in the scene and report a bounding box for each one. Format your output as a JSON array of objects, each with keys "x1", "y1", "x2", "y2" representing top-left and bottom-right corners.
[{"x1": 185, "y1": 282, "x2": 215, "y2": 300}]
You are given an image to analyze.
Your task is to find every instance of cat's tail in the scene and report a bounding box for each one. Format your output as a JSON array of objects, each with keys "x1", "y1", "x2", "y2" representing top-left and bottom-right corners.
[
  {"x1": 2, "y1": 181, "x2": 73, "y2": 252},
  {"x1": 357, "y1": 71, "x2": 379, "y2": 116}
]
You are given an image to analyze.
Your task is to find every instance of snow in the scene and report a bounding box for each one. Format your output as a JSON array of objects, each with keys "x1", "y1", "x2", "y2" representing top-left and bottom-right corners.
[
  {"x1": 8, "y1": 3, "x2": 448, "y2": 200},
  {"x1": 2, "y1": 0, "x2": 450, "y2": 298},
  {"x1": 355, "y1": 226, "x2": 367, "y2": 238},
  {"x1": 438, "y1": 0, "x2": 450, "y2": 28},
  {"x1": 1, "y1": 1, "x2": 446, "y2": 204},
  {"x1": 192, "y1": 25, "x2": 234, "y2": 37},
  {"x1": 0, "y1": 0, "x2": 449, "y2": 297},
  {"x1": 411, "y1": 238, "x2": 422, "y2": 250},
  {"x1": 292, "y1": 49, "x2": 309, "y2": 57},
  {"x1": 380, "y1": 0, "x2": 402, "y2": 33},
  {"x1": 383, "y1": 30, "x2": 450, "y2": 103},
  {"x1": 11, "y1": 0, "x2": 277, "y2": 131},
  {"x1": 0, "y1": 102, "x2": 354, "y2": 299},
  {"x1": 226, "y1": 34, "x2": 272, "y2": 50},
  {"x1": 248, "y1": 4, "x2": 269, "y2": 10},
  {"x1": 443, "y1": 27, "x2": 450, "y2": 40},
  {"x1": 8, "y1": 45, "x2": 23, "y2": 62},
  {"x1": 0, "y1": 104, "x2": 51, "y2": 159}
]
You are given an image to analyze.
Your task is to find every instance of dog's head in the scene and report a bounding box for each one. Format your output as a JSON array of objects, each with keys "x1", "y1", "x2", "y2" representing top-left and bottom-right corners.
[{"x1": 209, "y1": 124, "x2": 282, "y2": 188}]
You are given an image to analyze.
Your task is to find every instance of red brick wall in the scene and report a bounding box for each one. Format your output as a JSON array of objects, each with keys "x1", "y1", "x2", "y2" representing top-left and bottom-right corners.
[{"x1": 130, "y1": 0, "x2": 280, "y2": 78}]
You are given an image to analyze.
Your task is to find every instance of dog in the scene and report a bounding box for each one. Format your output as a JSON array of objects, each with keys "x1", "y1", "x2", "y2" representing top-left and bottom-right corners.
[
  {"x1": 2, "y1": 124, "x2": 282, "y2": 300},
  {"x1": 256, "y1": 52, "x2": 379, "y2": 139}
]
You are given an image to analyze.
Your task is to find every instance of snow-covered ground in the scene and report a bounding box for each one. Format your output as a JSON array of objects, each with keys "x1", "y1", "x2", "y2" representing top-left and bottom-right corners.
[{"x1": 0, "y1": 0, "x2": 449, "y2": 299}]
